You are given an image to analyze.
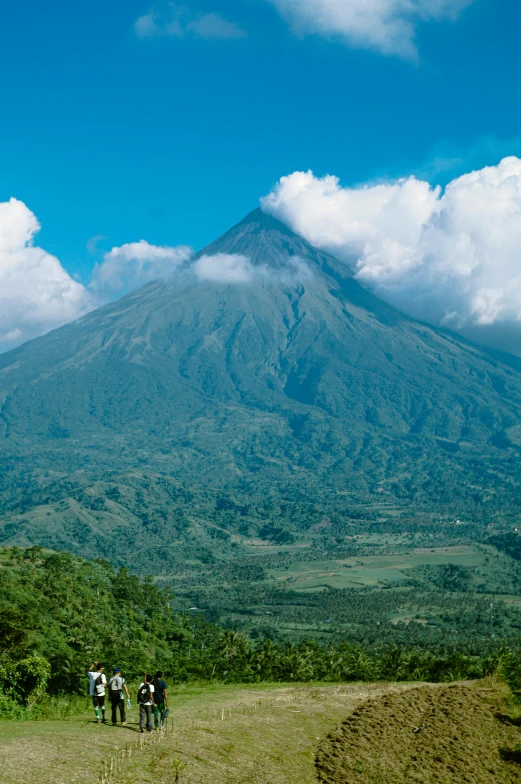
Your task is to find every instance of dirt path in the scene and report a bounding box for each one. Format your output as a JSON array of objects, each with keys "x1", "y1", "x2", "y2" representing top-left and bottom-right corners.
[
  {"x1": 316, "y1": 680, "x2": 521, "y2": 784},
  {"x1": 0, "y1": 682, "x2": 413, "y2": 784}
]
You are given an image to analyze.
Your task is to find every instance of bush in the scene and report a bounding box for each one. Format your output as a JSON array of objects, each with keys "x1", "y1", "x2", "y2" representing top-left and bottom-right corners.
[{"x1": 0, "y1": 654, "x2": 51, "y2": 708}]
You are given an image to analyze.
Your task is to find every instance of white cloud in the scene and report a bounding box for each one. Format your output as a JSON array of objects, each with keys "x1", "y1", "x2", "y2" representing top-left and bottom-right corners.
[
  {"x1": 134, "y1": 5, "x2": 246, "y2": 40},
  {"x1": 91, "y1": 240, "x2": 193, "y2": 298},
  {"x1": 193, "y1": 252, "x2": 314, "y2": 285},
  {"x1": 266, "y1": 0, "x2": 474, "y2": 58},
  {"x1": 86, "y1": 234, "x2": 107, "y2": 254},
  {"x1": 263, "y1": 170, "x2": 439, "y2": 264},
  {"x1": 0, "y1": 198, "x2": 195, "y2": 352},
  {"x1": 262, "y1": 157, "x2": 521, "y2": 342},
  {"x1": 134, "y1": 12, "x2": 162, "y2": 37},
  {"x1": 187, "y1": 13, "x2": 247, "y2": 39},
  {"x1": 194, "y1": 253, "x2": 254, "y2": 283},
  {"x1": 0, "y1": 198, "x2": 93, "y2": 352}
]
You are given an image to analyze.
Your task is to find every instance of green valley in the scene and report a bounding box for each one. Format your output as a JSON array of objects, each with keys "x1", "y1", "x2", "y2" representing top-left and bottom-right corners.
[{"x1": 3, "y1": 212, "x2": 521, "y2": 770}]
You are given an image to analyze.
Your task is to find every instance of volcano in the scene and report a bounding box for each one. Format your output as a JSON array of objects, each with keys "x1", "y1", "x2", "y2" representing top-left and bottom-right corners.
[{"x1": 1, "y1": 208, "x2": 521, "y2": 561}]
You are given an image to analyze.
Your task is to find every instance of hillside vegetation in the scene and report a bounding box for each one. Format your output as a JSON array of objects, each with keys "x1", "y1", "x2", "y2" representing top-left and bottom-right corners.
[
  {"x1": 1, "y1": 211, "x2": 521, "y2": 574},
  {"x1": 5, "y1": 545, "x2": 521, "y2": 721}
]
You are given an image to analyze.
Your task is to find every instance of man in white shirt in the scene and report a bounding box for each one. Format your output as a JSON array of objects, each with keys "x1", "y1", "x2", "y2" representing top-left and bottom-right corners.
[
  {"x1": 137, "y1": 672, "x2": 155, "y2": 733},
  {"x1": 88, "y1": 662, "x2": 107, "y2": 724}
]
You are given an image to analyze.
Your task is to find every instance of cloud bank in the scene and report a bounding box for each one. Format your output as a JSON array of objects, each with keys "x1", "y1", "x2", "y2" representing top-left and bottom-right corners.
[
  {"x1": 6, "y1": 156, "x2": 521, "y2": 356},
  {"x1": 262, "y1": 157, "x2": 521, "y2": 344},
  {"x1": 0, "y1": 198, "x2": 194, "y2": 352},
  {"x1": 0, "y1": 199, "x2": 93, "y2": 352},
  {"x1": 92, "y1": 240, "x2": 193, "y2": 298},
  {"x1": 266, "y1": 0, "x2": 475, "y2": 58},
  {"x1": 135, "y1": 5, "x2": 246, "y2": 40},
  {"x1": 195, "y1": 253, "x2": 254, "y2": 283}
]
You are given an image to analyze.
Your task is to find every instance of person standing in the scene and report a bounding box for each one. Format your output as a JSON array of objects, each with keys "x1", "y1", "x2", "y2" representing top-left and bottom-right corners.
[
  {"x1": 152, "y1": 670, "x2": 169, "y2": 728},
  {"x1": 108, "y1": 667, "x2": 131, "y2": 726},
  {"x1": 137, "y1": 672, "x2": 155, "y2": 733},
  {"x1": 88, "y1": 662, "x2": 107, "y2": 724}
]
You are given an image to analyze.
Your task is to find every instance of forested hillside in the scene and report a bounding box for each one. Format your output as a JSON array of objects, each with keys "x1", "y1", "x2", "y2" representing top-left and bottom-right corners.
[
  {"x1": 1, "y1": 211, "x2": 521, "y2": 571},
  {"x1": 4, "y1": 546, "x2": 521, "y2": 717}
]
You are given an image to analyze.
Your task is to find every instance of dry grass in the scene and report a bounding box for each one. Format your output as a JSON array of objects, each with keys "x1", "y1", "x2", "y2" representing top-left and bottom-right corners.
[
  {"x1": 0, "y1": 682, "x2": 413, "y2": 784},
  {"x1": 4, "y1": 680, "x2": 516, "y2": 784},
  {"x1": 316, "y1": 679, "x2": 521, "y2": 784}
]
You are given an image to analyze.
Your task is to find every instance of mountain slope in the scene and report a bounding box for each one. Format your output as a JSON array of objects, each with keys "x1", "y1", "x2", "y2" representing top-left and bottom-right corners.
[{"x1": 1, "y1": 209, "x2": 521, "y2": 562}]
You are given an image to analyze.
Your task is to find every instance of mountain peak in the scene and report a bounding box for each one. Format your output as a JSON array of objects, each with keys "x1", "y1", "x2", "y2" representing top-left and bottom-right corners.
[
  {"x1": 236, "y1": 207, "x2": 294, "y2": 233},
  {"x1": 2, "y1": 203, "x2": 521, "y2": 566},
  {"x1": 193, "y1": 206, "x2": 335, "y2": 270}
]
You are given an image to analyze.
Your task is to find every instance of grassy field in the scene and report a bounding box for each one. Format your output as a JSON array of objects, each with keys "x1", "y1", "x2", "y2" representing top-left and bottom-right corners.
[
  {"x1": 180, "y1": 536, "x2": 521, "y2": 645},
  {"x1": 0, "y1": 682, "x2": 418, "y2": 784},
  {"x1": 268, "y1": 545, "x2": 485, "y2": 591},
  {"x1": 2, "y1": 680, "x2": 521, "y2": 784}
]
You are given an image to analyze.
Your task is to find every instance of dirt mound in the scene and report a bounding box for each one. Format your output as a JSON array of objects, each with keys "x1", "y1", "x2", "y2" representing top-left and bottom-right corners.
[{"x1": 315, "y1": 682, "x2": 521, "y2": 784}]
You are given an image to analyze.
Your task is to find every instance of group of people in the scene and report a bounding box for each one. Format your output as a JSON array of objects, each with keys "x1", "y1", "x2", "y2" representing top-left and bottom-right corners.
[{"x1": 88, "y1": 662, "x2": 169, "y2": 733}]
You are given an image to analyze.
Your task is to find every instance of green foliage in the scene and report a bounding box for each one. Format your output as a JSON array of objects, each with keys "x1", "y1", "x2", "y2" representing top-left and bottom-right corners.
[
  {"x1": 409, "y1": 563, "x2": 473, "y2": 592},
  {"x1": 489, "y1": 648, "x2": 521, "y2": 694},
  {"x1": 487, "y1": 532, "x2": 521, "y2": 562},
  {"x1": 0, "y1": 654, "x2": 50, "y2": 711},
  {"x1": 259, "y1": 524, "x2": 295, "y2": 545},
  {"x1": 0, "y1": 546, "x2": 218, "y2": 697},
  {"x1": 2, "y1": 545, "x2": 520, "y2": 723}
]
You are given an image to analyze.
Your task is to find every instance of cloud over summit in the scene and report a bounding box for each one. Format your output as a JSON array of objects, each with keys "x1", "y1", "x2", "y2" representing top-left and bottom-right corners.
[
  {"x1": 195, "y1": 253, "x2": 254, "y2": 283},
  {"x1": 194, "y1": 252, "x2": 312, "y2": 285},
  {"x1": 262, "y1": 157, "x2": 521, "y2": 344},
  {"x1": 92, "y1": 240, "x2": 193, "y2": 297}
]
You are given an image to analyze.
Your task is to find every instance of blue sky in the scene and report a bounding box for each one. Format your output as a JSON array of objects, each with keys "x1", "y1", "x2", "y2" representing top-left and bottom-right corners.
[
  {"x1": 0, "y1": 0, "x2": 517, "y2": 279},
  {"x1": 3, "y1": 0, "x2": 521, "y2": 355}
]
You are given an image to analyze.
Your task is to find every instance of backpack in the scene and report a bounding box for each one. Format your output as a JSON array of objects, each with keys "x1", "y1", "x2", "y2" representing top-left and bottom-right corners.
[
  {"x1": 138, "y1": 683, "x2": 151, "y2": 704},
  {"x1": 94, "y1": 673, "x2": 104, "y2": 696},
  {"x1": 110, "y1": 676, "x2": 123, "y2": 700}
]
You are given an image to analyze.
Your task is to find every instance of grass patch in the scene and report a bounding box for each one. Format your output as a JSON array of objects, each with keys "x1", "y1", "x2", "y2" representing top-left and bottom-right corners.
[
  {"x1": 268, "y1": 546, "x2": 487, "y2": 592},
  {"x1": 0, "y1": 682, "x2": 415, "y2": 784}
]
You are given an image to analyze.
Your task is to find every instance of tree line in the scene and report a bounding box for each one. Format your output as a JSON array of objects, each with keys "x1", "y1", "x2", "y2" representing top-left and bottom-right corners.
[{"x1": 2, "y1": 546, "x2": 521, "y2": 716}]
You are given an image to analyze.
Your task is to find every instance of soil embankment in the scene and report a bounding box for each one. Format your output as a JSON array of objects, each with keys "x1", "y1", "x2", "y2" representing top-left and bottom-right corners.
[{"x1": 316, "y1": 682, "x2": 521, "y2": 784}]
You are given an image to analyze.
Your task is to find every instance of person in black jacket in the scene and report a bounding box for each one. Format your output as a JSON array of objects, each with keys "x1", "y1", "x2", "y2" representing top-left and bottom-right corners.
[
  {"x1": 152, "y1": 670, "x2": 169, "y2": 728},
  {"x1": 137, "y1": 672, "x2": 155, "y2": 733}
]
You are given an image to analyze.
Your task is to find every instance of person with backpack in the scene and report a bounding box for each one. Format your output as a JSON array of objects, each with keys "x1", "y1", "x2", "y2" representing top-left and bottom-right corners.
[
  {"x1": 88, "y1": 662, "x2": 107, "y2": 724},
  {"x1": 108, "y1": 667, "x2": 131, "y2": 726},
  {"x1": 152, "y1": 670, "x2": 169, "y2": 729},
  {"x1": 137, "y1": 672, "x2": 155, "y2": 733}
]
